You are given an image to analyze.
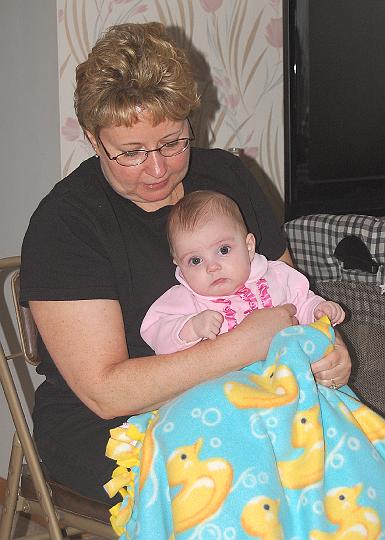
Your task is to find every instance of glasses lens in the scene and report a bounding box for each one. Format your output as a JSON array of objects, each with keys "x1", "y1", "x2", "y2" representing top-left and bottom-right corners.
[
  {"x1": 114, "y1": 138, "x2": 191, "y2": 167},
  {"x1": 159, "y1": 138, "x2": 190, "y2": 158},
  {"x1": 116, "y1": 150, "x2": 147, "y2": 167}
]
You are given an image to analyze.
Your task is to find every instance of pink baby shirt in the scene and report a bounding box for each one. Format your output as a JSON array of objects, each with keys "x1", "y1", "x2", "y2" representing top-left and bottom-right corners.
[{"x1": 140, "y1": 254, "x2": 324, "y2": 354}]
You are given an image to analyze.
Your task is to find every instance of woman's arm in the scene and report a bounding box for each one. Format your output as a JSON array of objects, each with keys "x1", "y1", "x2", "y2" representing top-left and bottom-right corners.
[
  {"x1": 278, "y1": 248, "x2": 294, "y2": 266},
  {"x1": 30, "y1": 299, "x2": 297, "y2": 419}
]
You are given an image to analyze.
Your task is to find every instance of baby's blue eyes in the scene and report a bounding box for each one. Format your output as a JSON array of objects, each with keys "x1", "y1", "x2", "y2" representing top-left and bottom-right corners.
[
  {"x1": 219, "y1": 245, "x2": 231, "y2": 255},
  {"x1": 189, "y1": 256, "x2": 202, "y2": 266},
  {"x1": 188, "y1": 245, "x2": 231, "y2": 266}
]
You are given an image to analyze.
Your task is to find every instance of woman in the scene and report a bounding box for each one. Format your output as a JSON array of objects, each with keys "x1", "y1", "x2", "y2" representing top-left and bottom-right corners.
[{"x1": 20, "y1": 22, "x2": 351, "y2": 504}]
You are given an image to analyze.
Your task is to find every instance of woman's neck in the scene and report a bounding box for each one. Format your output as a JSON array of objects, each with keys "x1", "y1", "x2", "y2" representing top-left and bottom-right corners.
[{"x1": 135, "y1": 182, "x2": 185, "y2": 212}]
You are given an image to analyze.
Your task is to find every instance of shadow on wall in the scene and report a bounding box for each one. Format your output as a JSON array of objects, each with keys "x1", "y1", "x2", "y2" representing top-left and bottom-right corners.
[
  {"x1": 166, "y1": 25, "x2": 220, "y2": 148},
  {"x1": 241, "y1": 152, "x2": 285, "y2": 224},
  {"x1": 0, "y1": 269, "x2": 35, "y2": 417},
  {"x1": 167, "y1": 25, "x2": 284, "y2": 225}
]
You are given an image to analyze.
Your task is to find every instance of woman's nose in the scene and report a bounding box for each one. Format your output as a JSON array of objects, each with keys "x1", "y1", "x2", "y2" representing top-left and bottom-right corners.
[{"x1": 144, "y1": 150, "x2": 167, "y2": 178}]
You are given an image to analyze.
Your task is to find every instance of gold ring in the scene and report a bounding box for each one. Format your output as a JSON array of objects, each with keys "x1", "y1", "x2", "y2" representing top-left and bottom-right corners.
[{"x1": 330, "y1": 378, "x2": 338, "y2": 390}]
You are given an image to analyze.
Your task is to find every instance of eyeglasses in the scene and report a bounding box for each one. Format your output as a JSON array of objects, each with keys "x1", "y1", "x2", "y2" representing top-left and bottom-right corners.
[{"x1": 98, "y1": 118, "x2": 195, "y2": 167}]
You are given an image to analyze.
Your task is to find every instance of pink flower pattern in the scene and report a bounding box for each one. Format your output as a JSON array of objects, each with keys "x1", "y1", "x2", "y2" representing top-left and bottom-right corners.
[
  {"x1": 61, "y1": 117, "x2": 81, "y2": 142},
  {"x1": 244, "y1": 147, "x2": 259, "y2": 160},
  {"x1": 213, "y1": 75, "x2": 240, "y2": 111},
  {"x1": 265, "y1": 17, "x2": 283, "y2": 48},
  {"x1": 270, "y1": 0, "x2": 280, "y2": 12},
  {"x1": 200, "y1": 0, "x2": 224, "y2": 13},
  {"x1": 133, "y1": 4, "x2": 147, "y2": 15}
]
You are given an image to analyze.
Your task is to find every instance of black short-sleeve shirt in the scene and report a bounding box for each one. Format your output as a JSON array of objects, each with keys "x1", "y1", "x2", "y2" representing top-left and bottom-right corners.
[{"x1": 20, "y1": 147, "x2": 286, "y2": 499}]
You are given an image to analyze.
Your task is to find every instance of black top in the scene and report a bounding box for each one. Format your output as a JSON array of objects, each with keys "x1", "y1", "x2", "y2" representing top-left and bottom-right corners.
[{"x1": 20, "y1": 147, "x2": 286, "y2": 501}]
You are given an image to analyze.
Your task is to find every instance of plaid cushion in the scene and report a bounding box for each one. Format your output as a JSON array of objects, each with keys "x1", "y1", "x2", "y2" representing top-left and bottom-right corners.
[
  {"x1": 313, "y1": 280, "x2": 385, "y2": 416},
  {"x1": 284, "y1": 214, "x2": 385, "y2": 285}
]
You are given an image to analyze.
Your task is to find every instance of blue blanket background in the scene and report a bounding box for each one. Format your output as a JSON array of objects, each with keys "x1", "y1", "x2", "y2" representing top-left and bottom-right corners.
[{"x1": 105, "y1": 318, "x2": 385, "y2": 539}]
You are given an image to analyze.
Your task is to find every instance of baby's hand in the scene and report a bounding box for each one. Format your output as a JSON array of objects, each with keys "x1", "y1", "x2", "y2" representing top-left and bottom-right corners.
[
  {"x1": 179, "y1": 310, "x2": 224, "y2": 343},
  {"x1": 314, "y1": 301, "x2": 345, "y2": 326}
]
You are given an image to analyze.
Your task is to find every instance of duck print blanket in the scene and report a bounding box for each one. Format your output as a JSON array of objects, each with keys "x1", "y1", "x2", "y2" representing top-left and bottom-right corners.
[{"x1": 104, "y1": 317, "x2": 385, "y2": 539}]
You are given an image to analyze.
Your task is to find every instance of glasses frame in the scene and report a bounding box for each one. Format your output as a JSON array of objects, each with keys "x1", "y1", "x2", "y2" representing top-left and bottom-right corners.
[{"x1": 97, "y1": 118, "x2": 195, "y2": 167}]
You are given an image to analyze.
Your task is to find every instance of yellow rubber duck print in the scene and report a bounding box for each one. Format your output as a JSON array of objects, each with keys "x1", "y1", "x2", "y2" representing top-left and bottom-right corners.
[
  {"x1": 309, "y1": 315, "x2": 333, "y2": 341},
  {"x1": 340, "y1": 403, "x2": 385, "y2": 443},
  {"x1": 278, "y1": 405, "x2": 324, "y2": 489},
  {"x1": 310, "y1": 483, "x2": 381, "y2": 539},
  {"x1": 224, "y1": 360, "x2": 298, "y2": 409},
  {"x1": 308, "y1": 315, "x2": 334, "y2": 356},
  {"x1": 167, "y1": 437, "x2": 233, "y2": 533},
  {"x1": 241, "y1": 495, "x2": 283, "y2": 539}
]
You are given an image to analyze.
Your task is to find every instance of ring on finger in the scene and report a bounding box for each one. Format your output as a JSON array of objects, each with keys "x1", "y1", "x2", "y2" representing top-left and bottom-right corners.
[{"x1": 330, "y1": 378, "x2": 338, "y2": 390}]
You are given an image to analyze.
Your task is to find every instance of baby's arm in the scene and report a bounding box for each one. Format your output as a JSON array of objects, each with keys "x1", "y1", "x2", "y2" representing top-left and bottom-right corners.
[
  {"x1": 269, "y1": 260, "x2": 345, "y2": 325},
  {"x1": 313, "y1": 301, "x2": 345, "y2": 325},
  {"x1": 179, "y1": 310, "x2": 224, "y2": 343},
  {"x1": 141, "y1": 285, "x2": 216, "y2": 354}
]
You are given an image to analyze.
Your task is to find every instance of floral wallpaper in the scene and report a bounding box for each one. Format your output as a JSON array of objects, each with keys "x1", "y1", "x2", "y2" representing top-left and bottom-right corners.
[{"x1": 57, "y1": 0, "x2": 284, "y2": 204}]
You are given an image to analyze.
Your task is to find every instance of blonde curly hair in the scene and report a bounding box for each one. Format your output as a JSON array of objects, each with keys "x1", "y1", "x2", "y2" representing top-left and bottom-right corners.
[{"x1": 74, "y1": 22, "x2": 200, "y2": 135}]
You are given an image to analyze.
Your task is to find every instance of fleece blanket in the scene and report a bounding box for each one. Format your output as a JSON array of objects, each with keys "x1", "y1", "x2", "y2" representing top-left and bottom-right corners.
[{"x1": 104, "y1": 317, "x2": 385, "y2": 539}]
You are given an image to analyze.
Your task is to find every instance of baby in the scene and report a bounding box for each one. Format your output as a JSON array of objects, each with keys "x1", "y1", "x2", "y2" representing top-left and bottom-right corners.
[{"x1": 141, "y1": 191, "x2": 345, "y2": 354}]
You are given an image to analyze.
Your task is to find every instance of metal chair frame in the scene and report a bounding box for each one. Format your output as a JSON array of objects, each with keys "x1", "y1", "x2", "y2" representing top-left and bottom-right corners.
[{"x1": 0, "y1": 256, "x2": 115, "y2": 539}]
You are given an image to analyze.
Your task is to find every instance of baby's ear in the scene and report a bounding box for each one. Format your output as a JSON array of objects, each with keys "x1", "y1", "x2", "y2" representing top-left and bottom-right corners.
[{"x1": 246, "y1": 233, "x2": 256, "y2": 261}]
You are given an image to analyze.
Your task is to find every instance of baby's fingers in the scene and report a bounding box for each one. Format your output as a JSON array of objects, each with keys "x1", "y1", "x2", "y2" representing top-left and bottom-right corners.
[
  {"x1": 331, "y1": 307, "x2": 345, "y2": 326},
  {"x1": 210, "y1": 320, "x2": 222, "y2": 334},
  {"x1": 336, "y1": 307, "x2": 345, "y2": 324},
  {"x1": 208, "y1": 311, "x2": 224, "y2": 330},
  {"x1": 212, "y1": 311, "x2": 224, "y2": 324}
]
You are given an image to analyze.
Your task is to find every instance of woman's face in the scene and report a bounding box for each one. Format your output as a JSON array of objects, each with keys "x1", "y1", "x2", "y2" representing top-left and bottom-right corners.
[{"x1": 87, "y1": 113, "x2": 190, "y2": 211}]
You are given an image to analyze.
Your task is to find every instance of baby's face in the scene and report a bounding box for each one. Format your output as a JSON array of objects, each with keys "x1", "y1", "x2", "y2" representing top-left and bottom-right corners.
[{"x1": 173, "y1": 215, "x2": 255, "y2": 296}]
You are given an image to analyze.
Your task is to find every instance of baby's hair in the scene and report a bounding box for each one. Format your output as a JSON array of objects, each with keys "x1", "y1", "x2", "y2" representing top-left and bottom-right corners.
[{"x1": 167, "y1": 190, "x2": 248, "y2": 255}]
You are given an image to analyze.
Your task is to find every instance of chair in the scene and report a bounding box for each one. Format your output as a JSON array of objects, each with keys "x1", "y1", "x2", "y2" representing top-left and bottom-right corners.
[
  {"x1": 284, "y1": 214, "x2": 385, "y2": 418},
  {"x1": 0, "y1": 256, "x2": 115, "y2": 539}
]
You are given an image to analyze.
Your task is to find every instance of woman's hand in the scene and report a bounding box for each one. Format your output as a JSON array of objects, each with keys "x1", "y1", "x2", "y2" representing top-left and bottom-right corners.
[
  {"x1": 310, "y1": 331, "x2": 352, "y2": 388},
  {"x1": 226, "y1": 303, "x2": 298, "y2": 366}
]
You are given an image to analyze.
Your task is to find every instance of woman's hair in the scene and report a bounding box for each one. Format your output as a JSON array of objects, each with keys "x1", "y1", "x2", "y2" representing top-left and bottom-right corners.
[
  {"x1": 167, "y1": 191, "x2": 248, "y2": 255},
  {"x1": 74, "y1": 22, "x2": 200, "y2": 135}
]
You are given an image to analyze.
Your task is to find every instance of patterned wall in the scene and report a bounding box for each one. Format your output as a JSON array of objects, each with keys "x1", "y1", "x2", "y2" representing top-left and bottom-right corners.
[{"x1": 57, "y1": 0, "x2": 284, "y2": 206}]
